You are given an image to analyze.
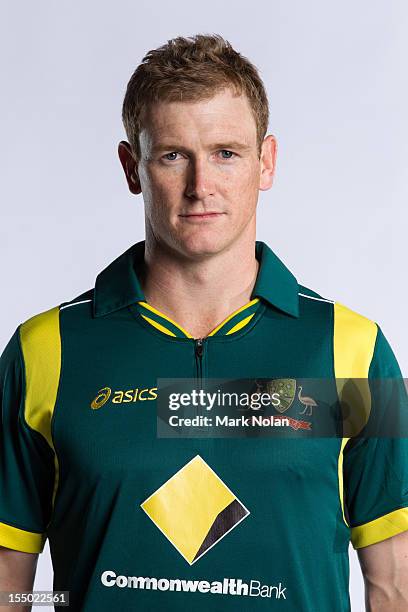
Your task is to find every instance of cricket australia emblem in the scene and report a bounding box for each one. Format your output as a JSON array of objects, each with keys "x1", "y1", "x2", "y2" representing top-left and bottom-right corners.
[{"x1": 264, "y1": 378, "x2": 297, "y2": 414}]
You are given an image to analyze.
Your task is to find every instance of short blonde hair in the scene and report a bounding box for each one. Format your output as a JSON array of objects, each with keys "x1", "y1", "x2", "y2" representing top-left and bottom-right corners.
[{"x1": 122, "y1": 33, "x2": 270, "y2": 159}]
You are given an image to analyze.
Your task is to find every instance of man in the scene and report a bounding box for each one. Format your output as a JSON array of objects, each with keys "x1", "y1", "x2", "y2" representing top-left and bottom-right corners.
[{"x1": 0, "y1": 34, "x2": 407, "y2": 611}]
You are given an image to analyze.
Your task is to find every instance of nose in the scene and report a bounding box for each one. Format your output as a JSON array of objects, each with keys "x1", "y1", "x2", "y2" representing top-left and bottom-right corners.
[{"x1": 184, "y1": 157, "x2": 215, "y2": 200}]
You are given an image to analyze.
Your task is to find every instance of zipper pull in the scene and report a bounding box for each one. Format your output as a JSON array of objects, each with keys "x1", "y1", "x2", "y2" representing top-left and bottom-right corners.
[{"x1": 195, "y1": 338, "x2": 204, "y2": 358}]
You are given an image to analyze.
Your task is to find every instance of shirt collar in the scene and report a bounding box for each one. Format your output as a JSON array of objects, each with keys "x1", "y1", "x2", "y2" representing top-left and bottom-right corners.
[
  {"x1": 93, "y1": 241, "x2": 145, "y2": 317},
  {"x1": 251, "y1": 241, "x2": 299, "y2": 317},
  {"x1": 93, "y1": 240, "x2": 299, "y2": 318}
]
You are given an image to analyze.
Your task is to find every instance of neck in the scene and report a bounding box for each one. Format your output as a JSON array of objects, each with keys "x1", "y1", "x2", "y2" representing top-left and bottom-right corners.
[{"x1": 139, "y1": 230, "x2": 259, "y2": 338}]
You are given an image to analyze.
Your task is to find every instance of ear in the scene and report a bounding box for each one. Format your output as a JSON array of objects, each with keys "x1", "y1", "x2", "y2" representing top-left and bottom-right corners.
[
  {"x1": 259, "y1": 135, "x2": 277, "y2": 191},
  {"x1": 118, "y1": 141, "x2": 142, "y2": 195}
]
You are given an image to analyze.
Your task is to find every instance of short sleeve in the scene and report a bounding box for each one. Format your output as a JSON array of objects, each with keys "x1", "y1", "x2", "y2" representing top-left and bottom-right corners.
[
  {"x1": 343, "y1": 325, "x2": 408, "y2": 549},
  {"x1": 0, "y1": 326, "x2": 55, "y2": 553}
]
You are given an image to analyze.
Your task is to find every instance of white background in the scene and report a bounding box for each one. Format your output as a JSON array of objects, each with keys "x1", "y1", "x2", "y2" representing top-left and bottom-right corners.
[{"x1": 1, "y1": 1, "x2": 407, "y2": 609}]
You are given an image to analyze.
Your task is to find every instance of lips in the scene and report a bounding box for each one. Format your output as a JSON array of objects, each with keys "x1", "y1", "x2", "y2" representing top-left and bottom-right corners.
[{"x1": 179, "y1": 212, "x2": 225, "y2": 218}]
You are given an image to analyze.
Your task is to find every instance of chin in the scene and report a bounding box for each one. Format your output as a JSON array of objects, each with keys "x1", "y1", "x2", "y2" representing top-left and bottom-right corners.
[{"x1": 176, "y1": 231, "x2": 232, "y2": 259}]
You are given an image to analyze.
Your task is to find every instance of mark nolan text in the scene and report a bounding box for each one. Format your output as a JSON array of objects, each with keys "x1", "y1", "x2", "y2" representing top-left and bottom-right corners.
[{"x1": 168, "y1": 415, "x2": 290, "y2": 427}]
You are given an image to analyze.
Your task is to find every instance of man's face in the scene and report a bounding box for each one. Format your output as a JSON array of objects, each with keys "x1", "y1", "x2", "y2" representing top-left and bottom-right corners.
[{"x1": 120, "y1": 87, "x2": 276, "y2": 259}]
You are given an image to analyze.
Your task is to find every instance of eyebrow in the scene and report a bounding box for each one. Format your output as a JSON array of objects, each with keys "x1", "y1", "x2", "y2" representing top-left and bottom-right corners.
[{"x1": 151, "y1": 141, "x2": 253, "y2": 154}]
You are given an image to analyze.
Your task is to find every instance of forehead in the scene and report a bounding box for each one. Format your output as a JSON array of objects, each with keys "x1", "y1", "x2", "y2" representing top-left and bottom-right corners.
[{"x1": 140, "y1": 88, "x2": 257, "y2": 145}]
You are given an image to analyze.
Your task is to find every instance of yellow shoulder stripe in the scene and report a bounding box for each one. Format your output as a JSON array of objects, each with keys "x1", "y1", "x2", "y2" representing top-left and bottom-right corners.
[
  {"x1": 333, "y1": 302, "x2": 378, "y2": 528},
  {"x1": 0, "y1": 521, "x2": 46, "y2": 554},
  {"x1": 351, "y1": 507, "x2": 408, "y2": 549},
  {"x1": 333, "y1": 302, "x2": 378, "y2": 379},
  {"x1": 19, "y1": 306, "x2": 61, "y2": 510}
]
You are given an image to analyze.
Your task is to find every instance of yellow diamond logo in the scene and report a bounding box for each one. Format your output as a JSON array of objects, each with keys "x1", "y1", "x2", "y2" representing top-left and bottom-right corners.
[{"x1": 140, "y1": 455, "x2": 250, "y2": 565}]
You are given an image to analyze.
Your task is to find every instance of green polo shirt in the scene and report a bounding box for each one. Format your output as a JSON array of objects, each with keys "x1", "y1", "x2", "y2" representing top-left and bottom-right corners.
[{"x1": 1, "y1": 240, "x2": 407, "y2": 611}]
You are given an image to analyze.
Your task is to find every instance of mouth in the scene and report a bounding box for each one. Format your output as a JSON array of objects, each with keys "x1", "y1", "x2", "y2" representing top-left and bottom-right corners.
[{"x1": 179, "y1": 212, "x2": 226, "y2": 220}]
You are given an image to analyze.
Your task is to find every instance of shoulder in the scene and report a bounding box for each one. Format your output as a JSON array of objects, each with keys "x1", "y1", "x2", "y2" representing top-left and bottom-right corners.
[
  {"x1": 298, "y1": 283, "x2": 377, "y2": 333},
  {"x1": 298, "y1": 283, "x2": 380, "y2": 377},
  {"x1": 18, "y1": 288, "x2": 94, "y2": 356},
  {"x1": 59, "y1": 288, "x2": 94, "y2": 314}
]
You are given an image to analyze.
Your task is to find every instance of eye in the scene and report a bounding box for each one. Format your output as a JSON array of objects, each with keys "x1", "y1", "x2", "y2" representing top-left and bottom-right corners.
[
  {"x1": 163, "y1": 152, "x2": 180, "y2": 161},
  {"x1": 219, "y1": 150, "x2": 236, "y2": 159}
]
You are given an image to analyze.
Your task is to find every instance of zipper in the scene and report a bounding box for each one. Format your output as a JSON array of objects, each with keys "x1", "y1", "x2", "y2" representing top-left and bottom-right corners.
[
  {"x1": 194, "y1": 338, "x2": 204, "y2": 386},
  {"x1": 194, "y1": 337, "x2": 207, "y2": 433}
]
